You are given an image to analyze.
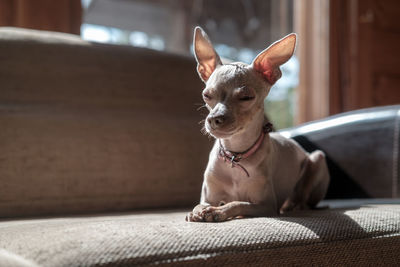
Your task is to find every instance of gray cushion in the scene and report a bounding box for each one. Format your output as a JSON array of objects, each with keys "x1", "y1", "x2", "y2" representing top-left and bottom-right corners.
[
  {"x1": 1, "y1": 202, "x2": 399, "y2": 266},
  {"x1": 281, "y1": 105, "x2": 400, "y2": 198}
]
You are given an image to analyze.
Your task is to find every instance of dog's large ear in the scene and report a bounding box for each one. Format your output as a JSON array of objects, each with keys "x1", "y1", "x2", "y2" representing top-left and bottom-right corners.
[
  {"x1": 193, "y1": 26, "x2": 222, "y2": 83},
  {"x1": 251, "y1": 33, "x2": 296, "y2": 85}
]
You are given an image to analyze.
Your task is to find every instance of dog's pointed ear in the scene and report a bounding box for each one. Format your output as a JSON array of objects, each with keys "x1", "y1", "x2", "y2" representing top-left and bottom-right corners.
[
  {"x1": 193, "y1": 26, "x2": 222, "y2": 83},
  {"x1": 251, "y1": 33, "x2": 296, "y2": 85}
]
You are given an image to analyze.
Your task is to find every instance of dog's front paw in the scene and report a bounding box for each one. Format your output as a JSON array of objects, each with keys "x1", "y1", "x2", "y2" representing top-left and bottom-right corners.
[
  {"x1": 201, "y1": 206, "x2": 229, "y2": 222},
  {"x1": 186, "y1": 204, "x2": 210, "y2": 222},
  {"x1": 186, "y1": 211, "x2": 204, "y2": 222},
  {"x1": 186, "y1": 204, "x2": 231, "y2": 222}
]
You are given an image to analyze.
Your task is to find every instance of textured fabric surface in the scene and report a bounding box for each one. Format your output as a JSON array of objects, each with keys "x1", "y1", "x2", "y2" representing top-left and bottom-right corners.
[
  {"x1": 0, "y1": 27, "x2": 208, "y2": 218},
  {"x1": 1, "y1": 204, "x2": 399, "y2": 266},
  {"x1": 0, "y1": 249, "x2": 39, "y2": 267}
]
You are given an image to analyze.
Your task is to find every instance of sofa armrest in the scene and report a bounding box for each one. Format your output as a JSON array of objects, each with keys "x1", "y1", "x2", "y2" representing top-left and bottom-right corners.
[{"x1": 281, "y1": 105, "x2": 400, "y2": 199}]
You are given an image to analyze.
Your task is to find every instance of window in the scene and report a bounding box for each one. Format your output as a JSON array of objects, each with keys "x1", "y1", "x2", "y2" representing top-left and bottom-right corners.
[{"x1": 81, "y1": 0, "x2": 297, "y2": 129}]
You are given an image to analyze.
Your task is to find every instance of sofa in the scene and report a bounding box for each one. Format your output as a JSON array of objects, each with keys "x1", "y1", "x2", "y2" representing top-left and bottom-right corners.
[{"x1": 0, "y1": 27, "x2": 399, "y2": 266}]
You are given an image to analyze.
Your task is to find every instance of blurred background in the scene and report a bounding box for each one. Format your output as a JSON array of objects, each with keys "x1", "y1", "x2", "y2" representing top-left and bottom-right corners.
[
  {"x1": 80, "y1": 0, "x2": 298, "y2": 129},
  {"x1": 1, "y1": 0, "x2": 399, "y2": 129}
]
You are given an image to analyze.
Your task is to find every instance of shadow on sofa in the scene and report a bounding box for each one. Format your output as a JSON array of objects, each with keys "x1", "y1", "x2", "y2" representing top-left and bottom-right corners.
[{"x1": 279, "y1": 207, "x2": 368, "y2": 241}]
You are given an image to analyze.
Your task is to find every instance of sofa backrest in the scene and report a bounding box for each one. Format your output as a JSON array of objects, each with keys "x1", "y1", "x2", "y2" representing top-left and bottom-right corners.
[{"x1": 0, "y1": 27, "x2": 211, "y2": 218}]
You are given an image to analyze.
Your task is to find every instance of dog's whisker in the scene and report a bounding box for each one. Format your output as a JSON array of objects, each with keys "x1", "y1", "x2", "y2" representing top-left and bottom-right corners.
[
  {"x1": 200, "y1": 126, "x2": 207, "y2": 134},
  {"x1": 199, "y1": 125, "x2": 212, "y2": 139},
  {"x1": 197, "y1": 105, "x2": 207, "y2": 111}
]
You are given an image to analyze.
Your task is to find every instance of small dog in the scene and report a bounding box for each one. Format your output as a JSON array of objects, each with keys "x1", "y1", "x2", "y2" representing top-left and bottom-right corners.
[{"x1": 186, "y1": 27, "x2": 330, "y2": 222}]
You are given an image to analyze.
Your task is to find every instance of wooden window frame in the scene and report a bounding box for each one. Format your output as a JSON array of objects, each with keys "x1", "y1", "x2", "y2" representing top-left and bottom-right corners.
[{"x1": 294, "y1": 0, "x2": 330, "y2": 124}]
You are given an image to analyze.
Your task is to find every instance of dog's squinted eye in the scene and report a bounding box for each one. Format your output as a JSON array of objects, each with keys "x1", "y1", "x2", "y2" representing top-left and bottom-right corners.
[
  {"x1": 202, "y1": 89, "x2": 212, "y2": 101},
  {"x1": 219, "y1": 201, "x2": 226, "y2": 206},
  {"x1": 239, "y1": 96, "x2": 255, "y2": 101},
  {"x1": 236, "y1": 86, "x2": 255, "y2": 101},
  {"x1": 203, "y1": 93, "x2": 212, "y2": 101}
]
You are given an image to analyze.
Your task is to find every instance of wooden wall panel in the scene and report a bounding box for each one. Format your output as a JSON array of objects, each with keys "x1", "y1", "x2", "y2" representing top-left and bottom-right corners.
[
  {"x1": 0, "y1": 0, "x2": 14, "y2": 25},
  {"x1": 0, "y1": 0, "x2": 82, "y2": 34},
  {"x1": 374, "y1": 74, "x2": 400, "y2": 106},
  {"x1": 330, "y1": 0, "x2": 400, "y2": 114},
  {"x1": 374, "y1": 0, "x2": 400, "y2": 32}
]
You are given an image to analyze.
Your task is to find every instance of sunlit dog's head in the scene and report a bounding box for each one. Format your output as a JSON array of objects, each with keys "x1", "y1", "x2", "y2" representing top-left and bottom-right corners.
[{"x1": 193, "y1": 27, "x2": 296, "y2": 139}]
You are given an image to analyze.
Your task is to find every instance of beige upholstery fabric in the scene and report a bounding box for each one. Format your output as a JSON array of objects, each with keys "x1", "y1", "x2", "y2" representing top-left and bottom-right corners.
[
  {"x1": 1, "y1": 204, "x2": 399, "y2": 266},
  {"x1": 0, "y1": 250, "x2": 39, "y2": 267},
  {"x1": 0, "y1": 27, "x2": 209, "y2": 218}
]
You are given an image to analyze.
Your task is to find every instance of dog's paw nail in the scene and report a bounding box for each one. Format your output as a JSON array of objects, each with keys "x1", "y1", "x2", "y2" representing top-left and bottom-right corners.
[
  {"x1": 201, "y1": 207, "x2": 211, "y2": 216},
  {"x1": 186, "y1": 212, "x2": 194, "y2": 222}
]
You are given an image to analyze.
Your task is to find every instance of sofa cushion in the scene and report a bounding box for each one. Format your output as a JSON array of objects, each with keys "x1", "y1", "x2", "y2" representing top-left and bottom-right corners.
[
  {"x1": 0, "y1": 27, "x2": 209, "y2": 218},
  {"x1": 1, "y1": 201, "x2": 399, "y2": 266}
]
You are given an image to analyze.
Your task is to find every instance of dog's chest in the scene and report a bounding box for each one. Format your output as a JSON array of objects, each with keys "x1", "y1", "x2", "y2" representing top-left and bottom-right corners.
[{"x1": 216, "y1": 162, "x2": 269, "y2": 203}]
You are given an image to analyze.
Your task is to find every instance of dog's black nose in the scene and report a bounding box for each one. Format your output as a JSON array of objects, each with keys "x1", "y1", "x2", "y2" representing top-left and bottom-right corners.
[{"x1": 208, "y1": 115, "x2": 225, "y2": 129}]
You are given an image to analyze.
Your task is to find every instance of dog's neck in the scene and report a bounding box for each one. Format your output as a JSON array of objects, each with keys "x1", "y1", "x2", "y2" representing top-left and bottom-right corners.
[{"x1": 219, "y1": 112, "x2": 267, "y2": 153}]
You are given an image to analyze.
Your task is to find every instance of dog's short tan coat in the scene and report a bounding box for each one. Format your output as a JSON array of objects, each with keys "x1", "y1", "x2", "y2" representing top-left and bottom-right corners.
[{"x1": 187, "y1": 27, "x2": 330, "y2": 222}]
